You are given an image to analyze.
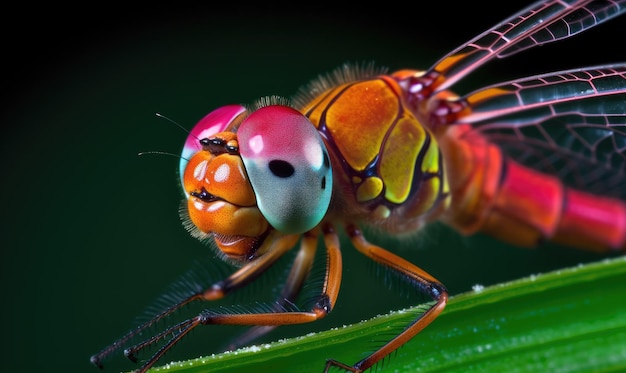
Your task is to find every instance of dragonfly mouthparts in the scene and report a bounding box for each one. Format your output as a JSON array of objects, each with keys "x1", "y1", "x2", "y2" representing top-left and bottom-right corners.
[{"x1": 190, "y1": 188, "x2": 218, "y2": 202}]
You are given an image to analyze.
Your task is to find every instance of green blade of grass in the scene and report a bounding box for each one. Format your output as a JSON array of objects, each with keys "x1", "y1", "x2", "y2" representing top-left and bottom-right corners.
[{"x1": 147, "y1": 256, "x2": 626, "y2": 373}]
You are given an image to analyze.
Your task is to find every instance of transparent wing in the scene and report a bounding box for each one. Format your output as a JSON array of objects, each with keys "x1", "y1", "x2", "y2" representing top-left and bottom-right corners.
[
  {"x1": 449, "y1": 64, "x2": 626, "y2": 199},
  {"x1": 427, "y1": 0, "x2": 626, "y2": 93}
]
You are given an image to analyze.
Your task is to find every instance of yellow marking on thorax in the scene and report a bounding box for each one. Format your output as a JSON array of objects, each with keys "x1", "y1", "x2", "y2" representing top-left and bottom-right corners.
[{"x1": 356, "y1": 177, "x2": 384, "y2": 202}]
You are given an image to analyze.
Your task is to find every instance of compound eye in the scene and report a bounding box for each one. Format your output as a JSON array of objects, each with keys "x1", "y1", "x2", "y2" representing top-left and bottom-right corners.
[
  {"x1": 179, "y1": 105, "x2": 247, "y2": 191},
  {"x1": 237, "y1": 105, "x2": 332, "y2": 234}
]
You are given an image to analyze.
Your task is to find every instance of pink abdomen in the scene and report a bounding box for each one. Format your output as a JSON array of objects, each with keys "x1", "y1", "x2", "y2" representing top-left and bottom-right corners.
[{"x1": 439, "y1": 124, "x2": 626, "y2": 252}]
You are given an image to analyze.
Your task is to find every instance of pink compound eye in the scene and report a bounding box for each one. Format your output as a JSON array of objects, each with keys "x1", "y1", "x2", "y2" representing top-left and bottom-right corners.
[
  {"x1": 237, "y1": 105, "x2": 333, "y2": 234},
  {"x1": 179, "y1": 105, "x2": 247, "y2": 190}
]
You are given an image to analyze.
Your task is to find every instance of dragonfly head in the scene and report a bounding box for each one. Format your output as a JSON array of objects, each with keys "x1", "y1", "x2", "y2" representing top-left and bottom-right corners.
[{"x1": 180, "y1": 103, "x2": 332, "y2": 262}]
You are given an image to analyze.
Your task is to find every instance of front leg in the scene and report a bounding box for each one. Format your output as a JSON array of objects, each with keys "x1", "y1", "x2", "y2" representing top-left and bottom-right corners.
[
  {"x1": 225, "y1": 230, "x2": 320, "y2": 350},
  {"x1": 90, "y1": 231, "x2": 299, "y2": 370},
  {"x1": 122, "y1": 226, "x2": 343, "y2": 373}
]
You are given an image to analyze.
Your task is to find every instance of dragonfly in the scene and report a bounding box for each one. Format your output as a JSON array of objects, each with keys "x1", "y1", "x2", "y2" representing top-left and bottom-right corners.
[{"x1": 91, "y1": 1, "x2": 626, "y2": 372}]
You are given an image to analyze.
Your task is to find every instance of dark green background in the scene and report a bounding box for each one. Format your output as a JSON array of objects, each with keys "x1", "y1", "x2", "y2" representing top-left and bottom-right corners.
[{"x1": 3, "y1": 3, "x2": 624, "y2": 372}]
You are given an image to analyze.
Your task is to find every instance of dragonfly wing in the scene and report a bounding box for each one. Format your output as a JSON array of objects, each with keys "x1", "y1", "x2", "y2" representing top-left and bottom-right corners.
[
  {"x1": 448, "y1": 64, "x2": 626, "y2": 199},
  {"x1": 428, "y1": 0, "x2": 626, "y2": 92}
]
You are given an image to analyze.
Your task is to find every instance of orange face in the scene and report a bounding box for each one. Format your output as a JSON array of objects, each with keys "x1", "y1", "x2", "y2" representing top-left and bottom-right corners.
[{"x1": 182, "y1": 131, "x2": 270, "y2": 261}]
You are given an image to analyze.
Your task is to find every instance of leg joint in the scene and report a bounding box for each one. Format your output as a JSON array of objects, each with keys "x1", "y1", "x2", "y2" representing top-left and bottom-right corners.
[{"x1": 312, "y1": 294, "x2": 332, "y2": 318}]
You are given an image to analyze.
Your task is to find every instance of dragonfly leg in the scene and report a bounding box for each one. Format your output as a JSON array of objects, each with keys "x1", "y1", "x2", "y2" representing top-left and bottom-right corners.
[
  {"x1": 119, "y1": 227, "x2": 342, "y2": 373},
  {"x1": 325, "y1": 224, "x2": 447, "y2": 373},
  {"x1": 90, "y1": 232, "x2": 299, "y2": 370},
  {"x1": 203, "y1": 225, "x2": 341, "y2": 329},
  {"x1": 225, "y1": 231, "x2": 320, "y2": 350}
]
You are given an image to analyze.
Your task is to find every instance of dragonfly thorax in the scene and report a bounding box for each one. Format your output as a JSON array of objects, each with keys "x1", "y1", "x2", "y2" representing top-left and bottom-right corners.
[{"x1": 299, "y1": 72, "x2": 451, "y2": 234}]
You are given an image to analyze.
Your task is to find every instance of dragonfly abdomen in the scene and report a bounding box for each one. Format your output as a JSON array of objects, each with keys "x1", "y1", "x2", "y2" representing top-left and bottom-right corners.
[
  {"x1": 440, "y1": 124, "x2": 626, "y2": 252},
  {"x1": 485, "y1": 159, "x2": 626, "y2": 251}
]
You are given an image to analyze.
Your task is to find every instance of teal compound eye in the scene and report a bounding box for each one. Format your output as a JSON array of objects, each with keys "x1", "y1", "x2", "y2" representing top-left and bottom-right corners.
[{"x1": 237, "y1": 105, "x2": 333, "y2": 234}]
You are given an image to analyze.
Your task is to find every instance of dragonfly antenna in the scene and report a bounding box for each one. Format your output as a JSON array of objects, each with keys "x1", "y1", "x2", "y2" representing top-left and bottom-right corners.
[
  {"x1": 155, "y1": 112, "x2": 193, "y2": 135},
  {"x1": 137, "y1": 150, "x2": 185, "y2": 158}
]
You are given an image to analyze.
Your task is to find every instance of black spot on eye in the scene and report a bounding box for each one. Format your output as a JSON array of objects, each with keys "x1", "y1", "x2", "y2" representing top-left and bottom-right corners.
[
  {"x1": 269, "y1": 159, "x2": 295, "y2": 177},
  {"x1": 321, "y1": 176, "x2": 326, "y2": 189}
]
